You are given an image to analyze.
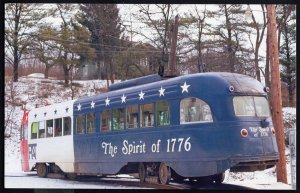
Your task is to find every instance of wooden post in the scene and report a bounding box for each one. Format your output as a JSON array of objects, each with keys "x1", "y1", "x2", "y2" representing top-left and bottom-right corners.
[{"x1": 267, "y1": 4, "x2": 288, "y2": 184}]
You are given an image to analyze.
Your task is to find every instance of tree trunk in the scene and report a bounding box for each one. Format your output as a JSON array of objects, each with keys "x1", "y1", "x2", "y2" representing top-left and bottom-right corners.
[
  {"x1": 224, "y1": 5, "x2": 234, "y2": 72},
  {"x1": 254, "y1": 49, "x2": 261, "y2": 82},
  {"x1": 63, "y1": 65, "x2": 69, "y2": 85},
  {"x1": 13, "y1": 28, "x2": 19, "y2": 82},
  {"x1": 265, "y1": 29, "x2": 270, "y2": 88},
  {"x1": 13, "y1": 52, "x2": 19, "y2": 82},
  {"x1": 44, "y1": 65, "x2": 50, "y2": 79},
  {"x1": 110, "y1": 62, "x2": 115, "y2": 84},
  {"x1": 254, "y1": 26, "x2": 261, "y2": 82}
]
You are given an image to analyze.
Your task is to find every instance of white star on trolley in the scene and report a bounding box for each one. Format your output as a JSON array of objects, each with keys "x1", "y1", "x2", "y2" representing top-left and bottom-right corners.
[
  {"x1": 121, "y1": 94, "x2": 126, "y2": 103},
  {"x1": 77, "y1": 103, "x2": 81, "y2": 111},
  {"x1": 91, "y1": 101, "x2": 95, "y2": 109},
  {"x1": 181, "y1": 82, "x2": 190, "y2": 93},
  {"x1": 139, "y1": 90, "x2": 145, "y2": 100},
  {"x1": 158, "y1": 86, "x2": 165, "y2": 96},
  {"x1": 105, "y1": 97, "x2": 110, "y2": 106}
]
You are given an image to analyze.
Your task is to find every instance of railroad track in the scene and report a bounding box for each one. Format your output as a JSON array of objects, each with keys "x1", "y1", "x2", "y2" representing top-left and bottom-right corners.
[
  {"x1": 68, "y1": 174, "x2": 254, "y2": 189},
  {"x1": 6, "y1": 173, "x2": 254, "y2": 190}
]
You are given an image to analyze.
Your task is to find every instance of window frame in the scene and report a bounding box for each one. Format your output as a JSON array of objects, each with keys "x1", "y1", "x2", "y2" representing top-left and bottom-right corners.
[
  {"x1": 156, "y1": 100, "x2": 170, "y2": 127},
  {"x1": 76, "y1": 114, "x2": 86, "y2": 134},
  {"x1": 86, "y1": 112, "x2": 96, "y2": 134},
  {"x1": 38, "y1": 121, "x2": 45, "y2": 138},
  {"x1": 112, "y1": 108, "x2": 125, "y2": 131},
  {"x1": 180, "y1": 97, "x2": 213, "y2": 124},
  {"x1": 31, "y1": 122, "x2": 38, "y2": 139},
  {"x1": 140, "y1": 103, "x2": 154, "y2": 128},
  {"x1": 54, "y1": 118, "x2": 63, "y2": 137},
  {"x1": 46, "y1": 119, "x2": 54, "y2": 138},
  {"x1": 126, "y1": 105, "x2": 139, "y2": 129},
  {"x1": 63, "y1": 116, "x2": 72, "y2": 136},
  {"x1": 233, "y1": 96, "x2": 271, "y2": 117},
  {"x1": 101, "y1": 109, "x2": 111, "y2": 132}
]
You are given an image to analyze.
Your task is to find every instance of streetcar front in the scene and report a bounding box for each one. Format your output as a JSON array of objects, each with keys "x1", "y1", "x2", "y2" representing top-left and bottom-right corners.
[
  {"x1": 219, "y1": 73, "x2": 279, "y2": 172},
  {"x1": 20, "y1": 110, "x2": 30, "y2": 172}
]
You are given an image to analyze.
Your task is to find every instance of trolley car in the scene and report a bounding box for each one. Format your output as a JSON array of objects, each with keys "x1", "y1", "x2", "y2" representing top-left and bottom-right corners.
[{"x1": 20, "y1": 72, "x2": 279, "y2": 184}]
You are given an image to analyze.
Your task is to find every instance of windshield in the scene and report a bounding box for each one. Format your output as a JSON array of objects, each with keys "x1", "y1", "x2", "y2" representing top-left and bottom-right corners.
[{"x1": 233, "y1": 96, "x2": 271, "y2": 117}]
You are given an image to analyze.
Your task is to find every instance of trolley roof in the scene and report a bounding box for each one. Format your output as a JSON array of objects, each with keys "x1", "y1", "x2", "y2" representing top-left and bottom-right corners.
[{"x1": 73, "y1": 72, "x2": 266, "y2": 113}]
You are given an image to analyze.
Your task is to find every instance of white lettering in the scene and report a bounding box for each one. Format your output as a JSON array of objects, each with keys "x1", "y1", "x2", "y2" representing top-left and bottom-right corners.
[
  {"x1": 151, "y1": 139, "x2": 161, "y2": 153},
  {"x1": 101, "y1": 142, "x2": 117, "y2": 157},
  {"x1": 122, "y1": 140, "x2": 146, "y2": 155},
  {"x1": 167, "y1": 137, "x2": 192, "y2": 152}
]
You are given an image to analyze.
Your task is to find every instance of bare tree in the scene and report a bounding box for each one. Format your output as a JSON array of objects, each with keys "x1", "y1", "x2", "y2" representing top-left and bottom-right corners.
[
  {"x1": 134, "y1": 4, "x2": 177, "y2": 73},
  {"x1": 247, "y1": 5, "x2": 267, "y2": 82},
  {"x1": 5, "y1": 78, "x2": 20, "y2": 138},
  {"x1": 5, "y1": 3, "x2": 47, "y2": 82}
]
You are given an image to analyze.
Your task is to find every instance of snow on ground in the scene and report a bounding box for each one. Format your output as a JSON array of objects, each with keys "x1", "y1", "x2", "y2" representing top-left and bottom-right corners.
[
  {"x1": 4, "y1": 74, "x2": 295, "y2": 189},
  {"x1": 5, "y1": 173, "x2": 144, "y2": 189}
]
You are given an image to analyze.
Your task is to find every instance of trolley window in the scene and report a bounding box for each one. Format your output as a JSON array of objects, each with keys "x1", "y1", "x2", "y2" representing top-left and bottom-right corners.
[
  {"x1": 233, "y1": 96, "x2": 271, "y2": 117},
  {"x1": 38, "y1": 121, "x2": 45, "y2": 138},
  {"x1": 46, "y1": 119, "x2": 54, "y2": 137},
  {"x1": 63, "y1": 117, "x2": 71, "y2": 135},
  {"x1": 112, "y1": 108, "x2": 125, "y2": 131},
  {"x1": 101, "y1": 110, "x2": 111, "y2": 132},
  {"x1": 180, "y1": 97, "x2": 213, "y2": 124},
  {"x1": 126, "y1": 105, "x2": 138, "y2": 129},
  {"x1": 86, "y1": 112, "x2": 96, "y2": 134},
  {"x1": 76, "y1": 114, "x2": 85, "y2": 134},
  {"x1": 140, "y1": 103, "x2": 154, "y2": 128},
  {"x1": 156, "y1": 101, "x2": 170, "y2": 126},
  {"x1": 54, "y1": 118, "x2": 62, "y2": 137},
  {"x1": 31, "y1": 122, "x2": 38, "y2": 139},
  {"x1": 254, "y1": 97, "x2": 271, "y2": 117}
]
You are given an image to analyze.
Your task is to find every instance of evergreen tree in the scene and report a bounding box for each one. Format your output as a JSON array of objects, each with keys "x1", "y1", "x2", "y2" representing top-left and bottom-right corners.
[
  {"x1": 41, "y1": 4, "x2": 96, "y2": 85},
  {"x1": 279, "y1": 7, "x2": 296, "y2": 107},
  {"x1": 78, "y1": 4, "x2": 123, "y2": 85},
  {"x1": 207, "y1": 4, "x2": 254, "y2": 76}
]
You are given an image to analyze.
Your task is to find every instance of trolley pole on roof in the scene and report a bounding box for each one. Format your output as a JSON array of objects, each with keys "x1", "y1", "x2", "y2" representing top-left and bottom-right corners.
[
  {"x1": 267, "y1": 4, "x2": 287, "y2": 184},
  {"x1": 166, "y1": 15, "x2": 179, "y2": 77}
]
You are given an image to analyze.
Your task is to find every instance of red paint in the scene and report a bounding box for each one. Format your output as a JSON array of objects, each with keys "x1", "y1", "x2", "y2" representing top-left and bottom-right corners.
[
  {"x1": 20, "y1": 140, "x2": 29, "y2": 171},
  {"x1": 240, "y1": 128, "x2": 248, "y2": 137},
  {"x1": 20, "y1": 111, "x2": 30, "y2": 172}
]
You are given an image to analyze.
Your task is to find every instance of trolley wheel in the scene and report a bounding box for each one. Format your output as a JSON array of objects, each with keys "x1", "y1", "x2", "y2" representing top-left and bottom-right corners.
[
  {"x1": 36, "y1": 163, "x2": 48, "y2": 178},
  {"x1": 139, "y1": 163, "x2": 147, "y2": 182},
  {"x1": 158, "y1": 163, "x2": 171, "y2": 185},
  {"x1": 212, "y1": 172, "x2": 225, "y2": 184}
]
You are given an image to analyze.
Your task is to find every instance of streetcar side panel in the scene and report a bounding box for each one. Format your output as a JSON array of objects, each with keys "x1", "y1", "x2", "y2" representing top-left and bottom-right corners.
[{"x1": 27, "y1": 100, "x2": 75, "y2": 173}]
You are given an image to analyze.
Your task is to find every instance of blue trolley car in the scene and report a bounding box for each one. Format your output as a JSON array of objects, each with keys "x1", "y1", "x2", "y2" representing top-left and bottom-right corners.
[{"x1": 22, "y1": 72, "x2": 279, "y2": 184}]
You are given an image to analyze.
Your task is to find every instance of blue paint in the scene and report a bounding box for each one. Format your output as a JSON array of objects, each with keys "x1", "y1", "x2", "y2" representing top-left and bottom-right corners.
[{"x1": 72, "y1": 72, "x2": 279, "y2": 177}]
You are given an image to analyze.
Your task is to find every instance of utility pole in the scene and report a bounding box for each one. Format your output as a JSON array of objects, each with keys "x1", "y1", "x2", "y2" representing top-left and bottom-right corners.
[
  {"x1": 167, "y1": 15, "x2": 179, "y2": 77},
  {"x1": 267, "y1": 4, "x2": 287, "y2": 184}
]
